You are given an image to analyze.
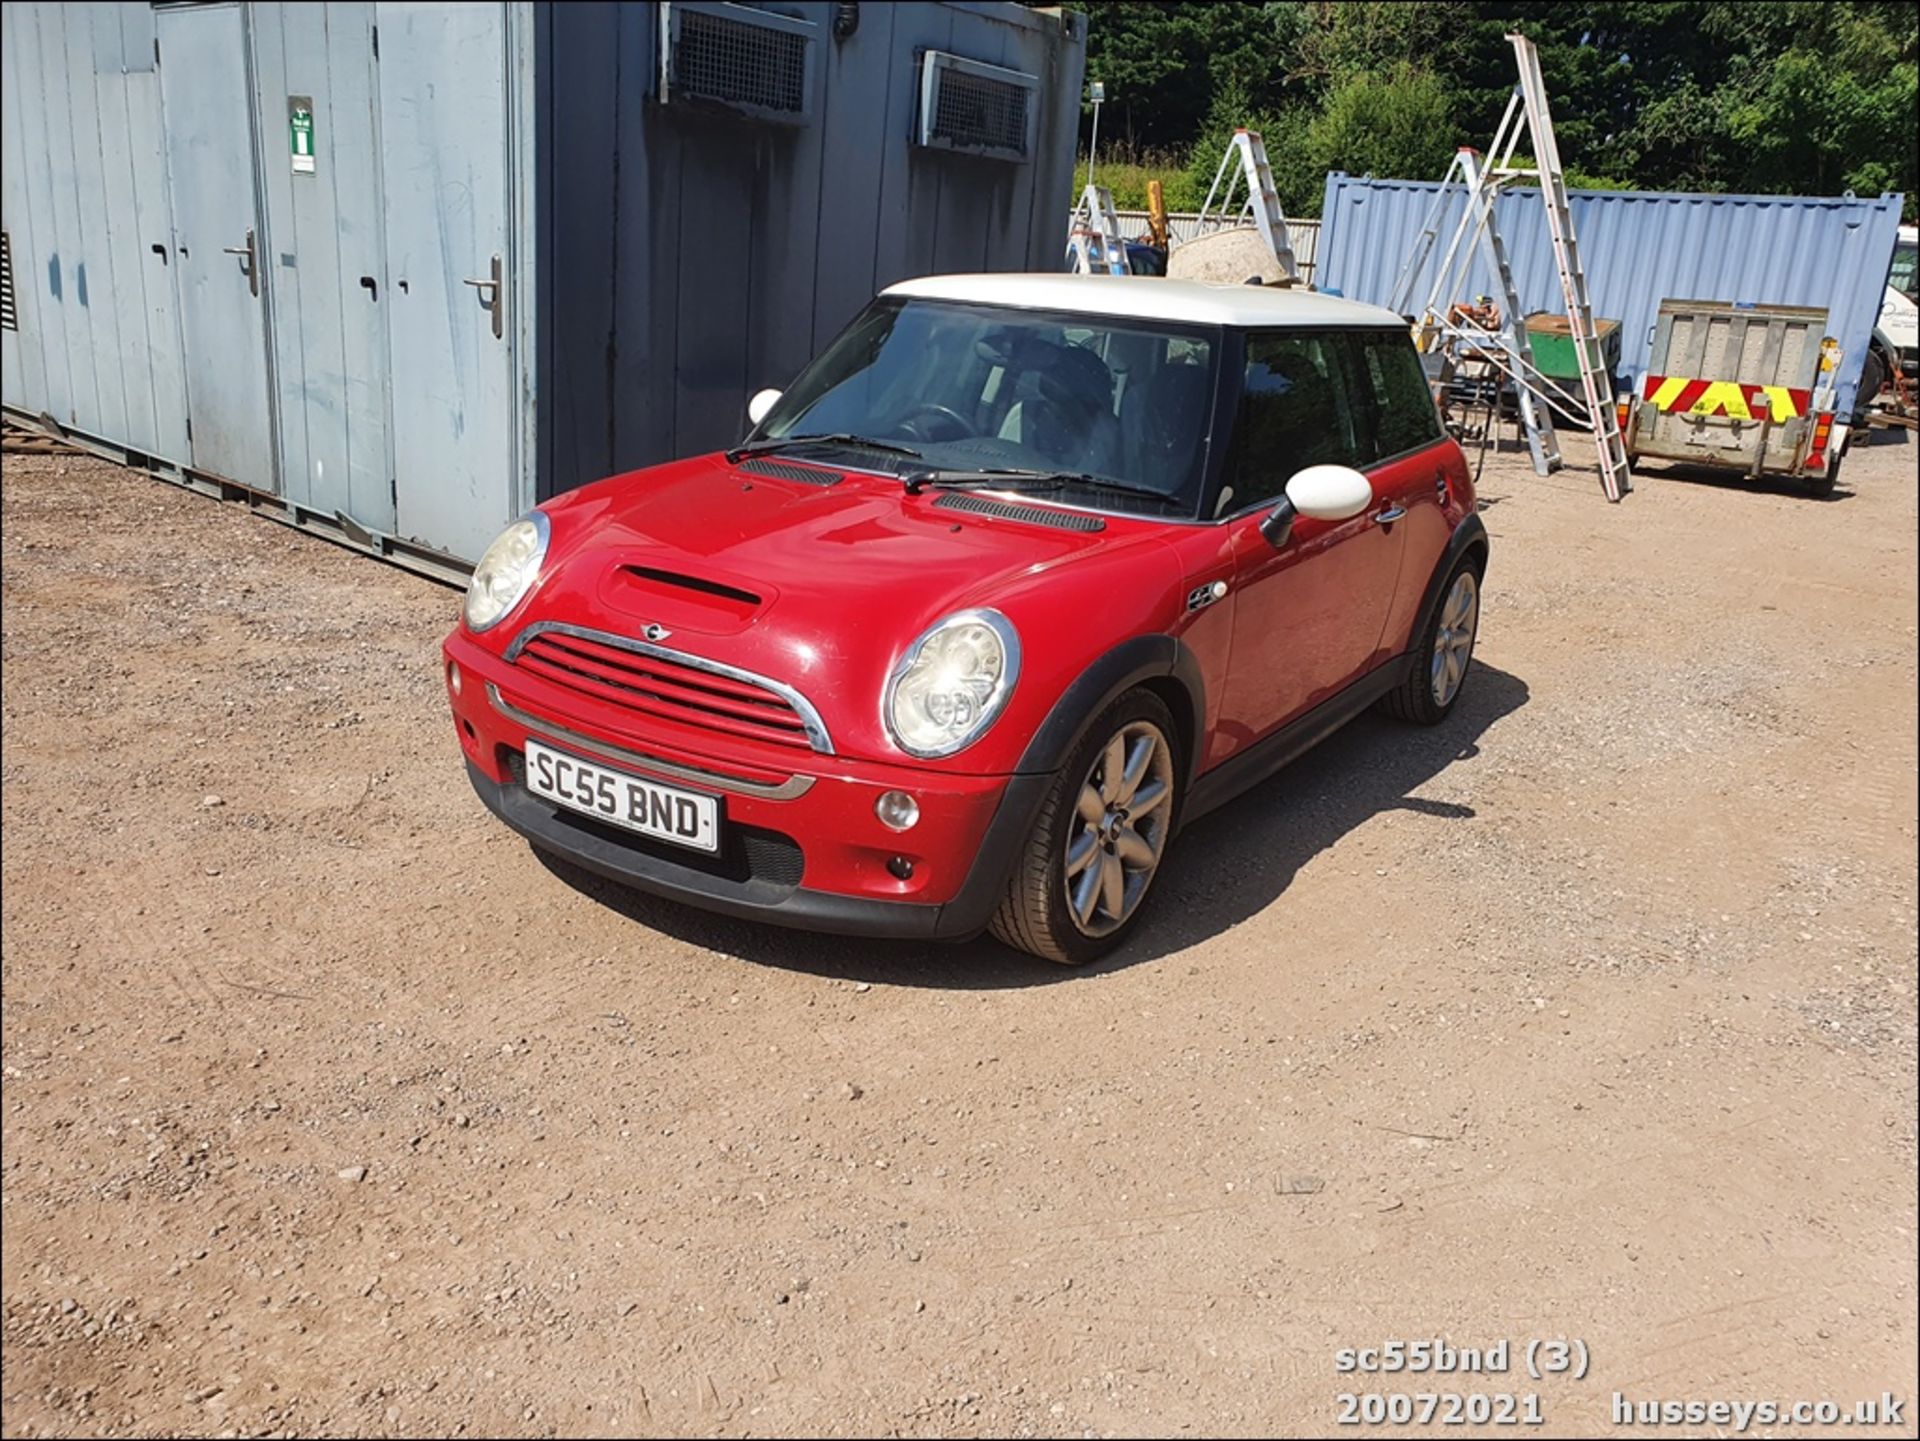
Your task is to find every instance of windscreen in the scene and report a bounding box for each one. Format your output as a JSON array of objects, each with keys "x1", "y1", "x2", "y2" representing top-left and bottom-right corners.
[
  {"x1": 1890, "y1": 238, "x2": 1918, "y2": 303},
  {"x1": 757, "y1": 298, "x2": 1220, "y2": 511}
]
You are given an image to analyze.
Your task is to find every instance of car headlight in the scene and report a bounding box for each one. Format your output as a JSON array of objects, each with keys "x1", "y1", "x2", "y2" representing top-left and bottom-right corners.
[
  {"x1": 464, "y1": 513, "x2": 550, "y2": 632},
  {"x1": 885, "y1": 609, "x2": 1020, "y2": 758}
]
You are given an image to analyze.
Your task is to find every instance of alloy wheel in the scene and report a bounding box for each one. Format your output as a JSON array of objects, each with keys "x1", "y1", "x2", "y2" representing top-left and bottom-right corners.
[
  {"x1": 1063, "y1": 720, "x2": 1174, "y2": 938},
  {"x1": 1430, "y1": 570, "x2": 1479, "y2": 707}
]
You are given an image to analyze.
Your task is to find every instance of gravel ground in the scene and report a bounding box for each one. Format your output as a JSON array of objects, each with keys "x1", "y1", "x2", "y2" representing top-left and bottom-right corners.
[{"x1": 2, "y1": 431, "x2": 1915, "y2": 1437}]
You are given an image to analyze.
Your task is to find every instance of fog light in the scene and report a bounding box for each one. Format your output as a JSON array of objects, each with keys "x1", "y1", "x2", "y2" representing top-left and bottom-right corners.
[
  {"x1": 886, "y1": 855, "x2": 915, "y2": 880},
  {"x1": 447, "y1": 660, "x2": 462, "y2": 696},
  {"x1": 875, "y1": 790, "x2": 919, "y2": 831}
]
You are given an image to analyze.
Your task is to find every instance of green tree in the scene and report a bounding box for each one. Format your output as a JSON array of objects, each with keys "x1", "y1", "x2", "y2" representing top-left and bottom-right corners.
[
  {"x1": 1184, "y1": 65, "x2": 1458, "y2": 218},
  {"x1": 1067, "y1": 0, "x2": 1918, "y2": 219},
  {"x1": 1080, "y1": 2, "x2": 1308, "y2": 148}
]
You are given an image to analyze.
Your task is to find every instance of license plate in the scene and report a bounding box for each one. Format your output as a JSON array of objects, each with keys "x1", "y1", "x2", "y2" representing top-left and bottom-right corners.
[
  {"x1": 1683, "y1": 417, "x2": 1748, "y2": 450},
  {"x1": 523, "y1": 739, "x2": 720, "y2": 854}
]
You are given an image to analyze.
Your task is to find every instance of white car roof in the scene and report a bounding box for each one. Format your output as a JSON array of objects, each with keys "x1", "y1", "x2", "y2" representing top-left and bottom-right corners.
[{"x1": 882, "y1": 273, "x2": 1408, "y2": 330}]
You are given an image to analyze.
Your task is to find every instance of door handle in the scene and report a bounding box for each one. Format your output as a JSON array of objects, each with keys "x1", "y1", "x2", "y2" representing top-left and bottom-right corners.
[
  {"x1": 221, "y1": 228, "x2": 258, "y2": 297},
  {"x1": 1373, "y1": 504, "x2": 1407, "y2": 525},
  {"x1": 463, "y1": 253, "x2": 503, "y2": 339}
]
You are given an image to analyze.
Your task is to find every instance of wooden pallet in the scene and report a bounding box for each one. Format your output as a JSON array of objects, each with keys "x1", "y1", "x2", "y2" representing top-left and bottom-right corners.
[{"x1": 2, "y1": 422, "x2": 87, "y2": 456}]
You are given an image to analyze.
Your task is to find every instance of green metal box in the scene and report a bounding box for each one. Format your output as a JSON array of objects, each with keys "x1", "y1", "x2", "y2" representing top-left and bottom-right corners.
[{"x1": 1522, "y1": 312, "x2": 1623, "y2": 381}]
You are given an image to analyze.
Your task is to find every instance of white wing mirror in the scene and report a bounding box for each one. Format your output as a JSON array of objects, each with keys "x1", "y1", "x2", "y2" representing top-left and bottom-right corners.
[
  {"x1": 1260, "y1": 464, "x2": 1375, "y2": 547},
  {"x1": 1286, "y1": 464, "x2": 1374, "y2": 519},
  {"x1": 746, "y1": 387, "x2": 783, "y2": 427}
]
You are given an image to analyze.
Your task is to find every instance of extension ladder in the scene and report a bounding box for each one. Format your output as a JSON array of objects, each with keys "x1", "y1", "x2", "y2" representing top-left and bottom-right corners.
[{"x1": 1497, "y1": 34, "x2": 1632, "y2": 500}]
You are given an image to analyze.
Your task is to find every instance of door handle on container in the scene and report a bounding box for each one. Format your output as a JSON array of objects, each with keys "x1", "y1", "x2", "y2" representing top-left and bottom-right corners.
[
  {"x1": 1373, "y1": 504, "x2": 1407, "y2": 525},
  {"x1": 463, "y1": 253, "x2": 503, "y2": 339},
  {"x1": 221, "y1": 228, "x2": 258, "y2": 297}
]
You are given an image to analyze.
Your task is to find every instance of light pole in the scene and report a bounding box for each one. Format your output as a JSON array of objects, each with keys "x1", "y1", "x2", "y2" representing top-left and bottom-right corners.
[{"x1": 1087, "y1": 80, "x2": 1105, "y2": 194}]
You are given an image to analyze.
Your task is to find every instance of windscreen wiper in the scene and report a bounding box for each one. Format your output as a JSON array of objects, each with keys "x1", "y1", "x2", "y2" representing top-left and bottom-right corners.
[
  {"x1": 901, "y1": 467, "x2": 1070, "y2": 495},
  {"x1": 726, "y1": 433, "x2": 925, "y2": 464},
  {"x1": 904, "y1": 467, "x2": 1179, "y2": 508}
]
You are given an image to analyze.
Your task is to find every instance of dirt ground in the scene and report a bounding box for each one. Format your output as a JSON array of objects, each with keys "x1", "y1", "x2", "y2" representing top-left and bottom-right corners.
[{"x1": 2, "y1": 429, "x2": 1915, "y2": 1439}]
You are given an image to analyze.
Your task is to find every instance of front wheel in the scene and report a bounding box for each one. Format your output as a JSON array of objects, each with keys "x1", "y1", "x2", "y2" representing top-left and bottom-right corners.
[{"x1": 988, "y1": 689, "x2": 1178, "y2": 964}]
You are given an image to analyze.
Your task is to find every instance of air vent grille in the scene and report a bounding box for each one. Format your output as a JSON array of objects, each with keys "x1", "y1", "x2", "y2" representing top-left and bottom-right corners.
[
  {"x1": 665, "y1": 4, "x2": 811, "y2": 120},
  {"x1": 918, "y1": 52, "x2": 1036, "y2": 161},
  {"x1": 932, "y1": 492, "x2": 1105, "y2": 532},
  {"x1": 737, "y1": 457, "x2": 843, "y2": 486},
  {"x1": 0, "y1": 231, "x2": 16, "y2": 333}
]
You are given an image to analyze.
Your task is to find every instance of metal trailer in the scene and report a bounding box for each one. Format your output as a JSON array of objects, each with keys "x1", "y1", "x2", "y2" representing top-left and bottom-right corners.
[
  {"x1": 1314, "y1": 175, "x2": 1905, "y2": 463},
  {"x1": 0, "y1": 1, "x2": 1086, "y2": 574},
  {"x1": 1623, "y1": 300, "x2": 1843, "y2": 490}
]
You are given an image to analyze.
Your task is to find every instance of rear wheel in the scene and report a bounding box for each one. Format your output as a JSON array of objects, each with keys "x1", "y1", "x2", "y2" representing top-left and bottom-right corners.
[
  {"x1": 1803, "y1": 456, "x2": 1840, "y2": 497},
  {"x1": 988, "y1": 689, "x2": 1178, "y2": 964},
  {"x1": 1380, "y1": 558, "x2": 1482, "y2": 726},
  {"x1": 1855, "y1": 346, "x2": 1889, "y2": 424}
]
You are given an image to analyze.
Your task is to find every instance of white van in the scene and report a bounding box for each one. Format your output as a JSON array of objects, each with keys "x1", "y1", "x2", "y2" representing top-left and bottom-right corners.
[{"x1": 1869, "y1": 224, "x2": 1918, "y2": 400}]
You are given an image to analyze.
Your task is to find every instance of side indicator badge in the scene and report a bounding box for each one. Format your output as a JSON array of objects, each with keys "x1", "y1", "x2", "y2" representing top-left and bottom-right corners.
[{"x1": 1186, "y1": 579, "x2": 1229, "y2": 613}]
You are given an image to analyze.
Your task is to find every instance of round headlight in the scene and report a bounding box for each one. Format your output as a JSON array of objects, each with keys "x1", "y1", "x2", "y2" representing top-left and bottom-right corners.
[
  {"x1": 464, "y1": 513, "x2": 550, "y2": 632},
  {"x1": 885, "y1": 609, "x2": 1019, "y2": 758}
]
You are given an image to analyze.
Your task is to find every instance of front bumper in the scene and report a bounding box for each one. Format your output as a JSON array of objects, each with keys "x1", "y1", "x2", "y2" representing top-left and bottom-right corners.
[
  {"x1": 444, "y1": 629, "x2": 1050, "y2": 941},
  {"x1": 466, "y1": 762, "x2": 1045, "y2": 939}
]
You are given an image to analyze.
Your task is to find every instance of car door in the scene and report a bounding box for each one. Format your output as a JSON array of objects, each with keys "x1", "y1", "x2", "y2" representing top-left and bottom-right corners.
[
  {"x1": 1210, "y1": 329, "x2": 1404, "y2": 766},
  {"x1": 1349, "y1": 329, "x2": 1459, "y2": 656}
]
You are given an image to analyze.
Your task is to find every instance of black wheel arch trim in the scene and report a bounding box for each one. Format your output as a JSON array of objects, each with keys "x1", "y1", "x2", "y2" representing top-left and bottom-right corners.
[
  {"x1": 1410, "y1": 513, "x2": 1489, "y2": 651},
  {"x1": 934, "y1": 635, "x2": 1208, "y2": 939},
  {"x1": 1012, "y1": 633, "x2": 1207, "y2": 786}
]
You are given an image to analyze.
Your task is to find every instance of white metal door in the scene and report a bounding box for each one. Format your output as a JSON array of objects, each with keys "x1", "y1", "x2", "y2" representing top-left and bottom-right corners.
[
  {"x1": 156, "y1": 2, "x2": 277, "y2": 489},
  {"x1": 376, "y1": 0, "x2": 515, "y2": 561}
]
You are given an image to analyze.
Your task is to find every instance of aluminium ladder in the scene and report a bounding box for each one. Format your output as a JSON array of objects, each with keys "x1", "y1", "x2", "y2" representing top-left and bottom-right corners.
[
  {"x1": 1069, "y1": 183, "x2": 1131, "y2": 277},
  {"x1": 1393, "y1": 143, "x2": 1563, "y2": 476},
  {"x1": 1194, "y1": 129, "x2": 1299, "y2": 284}
]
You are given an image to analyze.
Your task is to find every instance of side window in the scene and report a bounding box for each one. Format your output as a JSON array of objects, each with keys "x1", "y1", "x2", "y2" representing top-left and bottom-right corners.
[
  {"x1": 1356, "y1": 331, "x2": 1443, "y2": 457},
  {"x1": 1224, "y1": 331, "x2": 1369, "y2": 512}
]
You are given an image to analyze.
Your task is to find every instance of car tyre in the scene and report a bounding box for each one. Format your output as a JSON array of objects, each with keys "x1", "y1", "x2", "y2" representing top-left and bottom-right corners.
[
  {"x1": 1380, "y1": 555, "x2": 1482, "y2": 726},
  {"x1": 988, "y1": 688, "x2": 1179, "y2": 965}
]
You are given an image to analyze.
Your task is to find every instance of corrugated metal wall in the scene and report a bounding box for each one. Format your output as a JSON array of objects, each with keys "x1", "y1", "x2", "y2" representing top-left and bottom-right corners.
[
  {"x1": 1316, "y1": 175, "x2": 1905, "y2": 418},
  {"x1": 538, "y1": 1, "x2": 1085, "y2": 499}
]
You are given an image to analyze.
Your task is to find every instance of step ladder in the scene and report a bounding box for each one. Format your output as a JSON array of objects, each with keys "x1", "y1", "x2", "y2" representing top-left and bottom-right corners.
[
  {"x1": 1194, "y1": 129, "x2": 1299, "y2": 284},
  {"x1": 1068, "y1": 183, "x2": 1131, "y2": 277},
  {"x1": 1497, "y1": 34, "x2": 1632, "y2": 500},
  {"x1": 1392, "y1": 144, "x2": 1562, "y2": 476}
]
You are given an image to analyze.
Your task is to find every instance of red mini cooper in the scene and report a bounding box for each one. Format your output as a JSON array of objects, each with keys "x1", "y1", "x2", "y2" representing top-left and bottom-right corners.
[{"x1": 443, "y1": 275, "x2": 1487, "y2": 963}]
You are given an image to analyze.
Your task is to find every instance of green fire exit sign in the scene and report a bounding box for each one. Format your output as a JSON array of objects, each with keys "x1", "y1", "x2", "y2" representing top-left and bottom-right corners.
[{"x1": 289, "y1": 96, "x2": 315, "y2": 175}]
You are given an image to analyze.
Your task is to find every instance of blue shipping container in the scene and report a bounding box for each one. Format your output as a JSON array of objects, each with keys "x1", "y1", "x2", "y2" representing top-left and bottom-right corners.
[{"x1": 1316, "y1": 173, "x2": 1904, "y2": 422}]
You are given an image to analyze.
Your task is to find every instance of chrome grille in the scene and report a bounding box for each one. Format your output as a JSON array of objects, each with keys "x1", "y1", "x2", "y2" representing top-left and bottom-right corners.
[{"x1": 507, "y1": 623, "x2": 830, "y2": 753}]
